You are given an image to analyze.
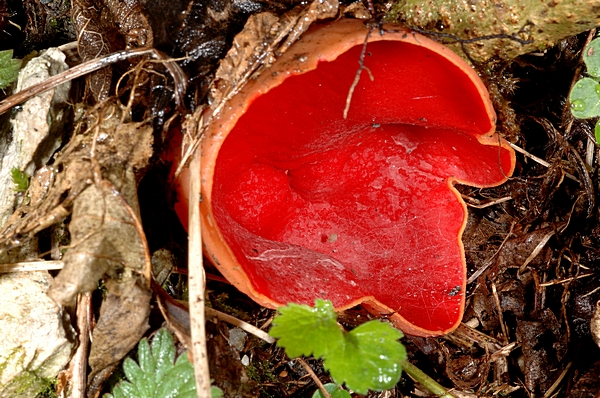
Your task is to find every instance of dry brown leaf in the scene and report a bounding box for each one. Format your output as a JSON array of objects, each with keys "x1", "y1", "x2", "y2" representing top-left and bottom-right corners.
[
  {"x1": 72, "y1": 0, "x2": 112, "y2": 101},
  {"x1": 275, "y1": 0, "x2": 339, "y2": 55},
  {"x1": 47, "y1": 170, "x2": 148, "y2": 306},
  {"x1": 47, "y1": 100, "x2": 153, "y2": 306},
  {"x1": 72, "y1": 0, "x2": 153, "y2": 101},
  {"x1": 210, "y1": 12, "x2": 280, "y2": 108},
  {"x1": 86, "y1": 276, "x2": 152, "y2": 397}
]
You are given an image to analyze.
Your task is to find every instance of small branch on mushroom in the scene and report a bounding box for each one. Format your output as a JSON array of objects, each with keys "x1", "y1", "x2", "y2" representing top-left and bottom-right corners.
[
  {"x1": 205, "y1": 307, "x2": 275, "y2": 344},
  {"x1": 343, "y1": 27, "x2": 373, "y2": 119},
  {"x1": 297, "y1": 358, "x2": 332, "y2": 398},
  {"x1": 507, "y1": 142, "x2": 579, "y2": 182},
  {"x1": 461, "y1": 194, "x2": 512, "y2": 209},
  {"x1": 517, "y1": 229, "x2": 556, "y2": 274},
  {"x1": 539, "y1": 273, "x2": 593, "y2": 287}
]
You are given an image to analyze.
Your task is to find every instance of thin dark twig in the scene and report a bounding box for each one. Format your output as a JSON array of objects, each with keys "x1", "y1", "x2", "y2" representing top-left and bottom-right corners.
[
  {"x1": 365, "y1": 0, "x2": 376, "y2": 17},
  {"x1": 343, "y1": 27, "x2": 374, "y2": 119},
  {"x1": 297, "y1": 358, "x2": 332, "y2": 398},
  {"x1": 387, "y1": 23, "x2": 534, "y2": 46},
  {"x1": 0, "y1": 47, "x2": 187, "y2": 116},
  {"x1": 566, "y1": 142, "x2": 595, "y2": 217}
]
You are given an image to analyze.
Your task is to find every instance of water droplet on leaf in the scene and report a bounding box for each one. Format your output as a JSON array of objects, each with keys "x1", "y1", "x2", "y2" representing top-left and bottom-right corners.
[{"x1": 571, "y1": 99, "x2": 586, "y2": 112}]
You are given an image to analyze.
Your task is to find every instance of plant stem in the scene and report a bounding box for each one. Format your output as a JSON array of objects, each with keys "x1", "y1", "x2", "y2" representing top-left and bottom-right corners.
[{"x1": 400, "y1": 360, "x2": 456, "y2": 398}]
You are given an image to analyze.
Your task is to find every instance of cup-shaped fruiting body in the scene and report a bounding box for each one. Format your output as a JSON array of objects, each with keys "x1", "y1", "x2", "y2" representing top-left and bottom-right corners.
[{"x1": 175, "y1": 19, "x2": 516, "y2": 337}]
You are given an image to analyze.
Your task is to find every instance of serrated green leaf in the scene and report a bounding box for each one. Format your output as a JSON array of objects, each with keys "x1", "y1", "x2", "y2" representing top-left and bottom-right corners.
[
  {"x1": 179, "y1": 378, "x2": 197, "y2": 394},
  {"x1": 138, "y1": 336, "x2": 156, "y2": 375},
  {"x1": 155, "y1": 358, "x2": 196, "y2": 398},
  {"x1": 136, "y1": 338, "x2": 157, "y2": 394},
  {"x1": 106, "y1": 328, "x2": 209, "y2": 398},
  {"x1": 324, "y1": 320, "x2": 406, "y2": 395},
  {"x1": 269, "y1": 299, "x2": 344, "y2": 358},
  {"x1": 570, "y1": 77, "x2": 600, "y2": 119},
  {"x1": 584, "y1": 38, "x2": 600, "y2": 78},
  {"x1": 112, "y1": 380, "x2": 141, "y2": 398},
  {"x1": 153, "y1": 328, "x2": 176, "y2": 381},
  {"x1": 174, "y1": 352, "x2": 190, "y2": 367},
  {"x1": 123, "y1": 358, "x2": 144, "y2": 386},
  {"x1": 312, "y1": 383, "x2": 352, "y2": 398},
  {"x1": 0, "y1": 49, "x2": 20, "y2": 90}
]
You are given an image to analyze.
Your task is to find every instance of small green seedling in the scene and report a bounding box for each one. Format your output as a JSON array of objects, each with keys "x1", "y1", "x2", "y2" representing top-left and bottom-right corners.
[
  {"x1": 570, "y1": 36, "x2": 600, "y2": 141},
  {"x1": 0, "y1": 49, "x2": 21, "y2": 90},
  {"x1": 269, "y1": 299, "x2": 406, "y2": 395},
  {"x1": 11, "y1": 167, "x2": 29, "y2": 192},
  {"x1": 104, "y1": 328, "x2": 223, "y2": 398}
]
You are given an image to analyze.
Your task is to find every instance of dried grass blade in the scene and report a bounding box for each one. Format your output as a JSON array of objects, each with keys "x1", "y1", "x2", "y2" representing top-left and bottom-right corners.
[
  {"x1": 187, "y1": 148, "x2": 211, "y2": 397},
  {"x1": 0, "y1": 48, "x2": 187, "y2": 116}
]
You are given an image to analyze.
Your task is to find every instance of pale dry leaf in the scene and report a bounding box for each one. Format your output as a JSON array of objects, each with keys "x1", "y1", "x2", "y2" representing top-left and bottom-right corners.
[
  {"x1": 276, "y1": 0, "x2": 339, "y2": 55},
  {"x1": 211, "y1": 12, "x2": 280, "y2": 107},
  {"x1": 0, "y1": 271, "x2": 74, "y2": 397}
]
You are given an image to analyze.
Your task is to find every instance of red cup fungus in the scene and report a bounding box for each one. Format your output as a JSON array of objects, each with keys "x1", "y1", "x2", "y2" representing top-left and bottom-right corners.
[{"x1": 174, "y1": 19, "x2": 516, "y2": 336}]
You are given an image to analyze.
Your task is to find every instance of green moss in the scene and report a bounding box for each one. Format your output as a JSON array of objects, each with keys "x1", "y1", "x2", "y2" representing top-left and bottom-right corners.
[
  {"x1": 246, "y1": 360, "x2": 277, "y2": 384},
  {"x1": 34, "y1": 377, "x2": 57, "y2": 398},
  {"x1": 0, "y1": 347, "x2": 60, "y2": 397},
  {"x1": 11, "y1": 167, "x2": 29, "y2": 192},
  {"x1": 211, "y1": 293, "x2": 251, "y2": 321}
]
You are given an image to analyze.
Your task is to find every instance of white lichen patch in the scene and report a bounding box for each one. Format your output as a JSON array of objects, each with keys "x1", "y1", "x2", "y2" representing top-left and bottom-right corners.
[{"x1": 0, "y1": 271, "x2": 74, "y2": 397}]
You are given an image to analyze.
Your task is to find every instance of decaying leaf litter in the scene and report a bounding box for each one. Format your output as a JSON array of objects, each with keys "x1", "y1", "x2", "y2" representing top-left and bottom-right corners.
[{"x1": 0, "y1": 0, "x2": 600, "y2": 397}]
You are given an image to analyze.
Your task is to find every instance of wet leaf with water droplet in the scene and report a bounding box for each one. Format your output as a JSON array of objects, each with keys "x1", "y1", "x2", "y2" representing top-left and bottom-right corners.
[
  {"x1": 570, "y1": 77, "x2": 600, "y2": 119},
  {"x1": 571, "y1": 99, "x2": 585, "y2": 111},
  {"x1": 270, "y1": 299, "x2": 406, "y2": 395},
  {"x1": 325, "y1": 320, "x2": 406, "y2": 394},
  {"x1": 105, "y1": 328, "x2": 223, "y2": 398},
  {"x1": 595, "y1": 119, "x2": 600, "y2": 145},
  {"x1": 269, "y1": 299, "x2": 343, "y2": 358},
  {"x1": 584, "y1": 38, "x2": 600, "y2": 79}
]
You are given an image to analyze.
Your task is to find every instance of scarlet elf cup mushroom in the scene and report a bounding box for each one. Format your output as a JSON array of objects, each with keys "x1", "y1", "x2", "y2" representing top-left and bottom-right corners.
[{"x1": 174, "y1": 19, "x2": 516, "y2": 337}]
